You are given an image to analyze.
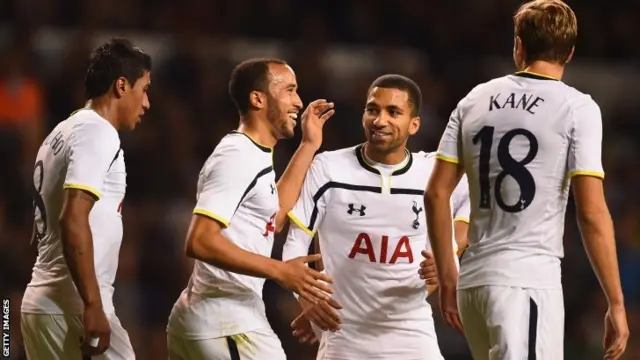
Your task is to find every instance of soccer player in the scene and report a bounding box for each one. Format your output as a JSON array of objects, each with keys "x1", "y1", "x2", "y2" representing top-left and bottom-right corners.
[
  {"x1": 166, "y1": 58, "x2": 338, "y2": 360},
  {"x1": 426, "y1": 1, "x2": 629, "y2": 359},
  {"x1": 282, "y1": 74, "x2": 471, "y2": 360},
  {"x1": 20, "y1": 38, "x2": 151, "y2": 359}
]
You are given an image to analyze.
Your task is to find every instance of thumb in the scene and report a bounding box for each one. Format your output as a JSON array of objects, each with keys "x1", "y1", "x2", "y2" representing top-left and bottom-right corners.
[
  {"x1": 300, "y1": 253, "x2": 322, "y2": 264},
  {"x1": 421, "y1": 250, "x2": 433, "y2": 259}
]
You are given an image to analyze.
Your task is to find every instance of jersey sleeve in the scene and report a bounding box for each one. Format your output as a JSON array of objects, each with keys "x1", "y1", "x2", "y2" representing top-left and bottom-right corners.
[
  {"x1": 282, "y1": 226, "x2": 314, "y2": 262},
  {"x1": 568, "y1": 97, "x2": 605, "y2": 179},
  {"x1": 436, "y1": 103, "x2": 463, "y2": 165},
  {"x1": 287, "y1": 156, "x2": 329, "y2": 237},
  {"x1": 63, "y1": 122, "x2": 121, "y2": 200},
  {"x1": 193, "y1": 141, "x2": 269, "y2": 227},
  {"x1": 452, "y1": 175, "x2": 470, "y2": 223}
]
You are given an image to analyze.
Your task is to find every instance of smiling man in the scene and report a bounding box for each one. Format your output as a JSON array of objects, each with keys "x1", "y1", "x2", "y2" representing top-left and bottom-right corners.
[
  {"x1": 283, "y1": 74, "x2": 471, "y2": 360},
  {"x1": 166, "y1": 58, "x2": 340, "y2": 360}
]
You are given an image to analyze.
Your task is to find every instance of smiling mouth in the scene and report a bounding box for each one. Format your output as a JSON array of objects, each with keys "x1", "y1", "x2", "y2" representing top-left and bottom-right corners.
[{"x1": 371, "y1": 130, "x2": 391, "y2": 137}]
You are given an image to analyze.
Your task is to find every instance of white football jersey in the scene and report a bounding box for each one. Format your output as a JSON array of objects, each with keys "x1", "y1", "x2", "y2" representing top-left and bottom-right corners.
[
  {"x1": 21, "y1": 109, "x2": 125, "y2": 315},
  {"x1": 437, "y1": 71, "x2": 605, "y2": 290},
  {"x1": 283, "y1": 145, "x2": 469, "y2": 359},
  {"x1": 167, "y1": 132, "x2": 279, "y2": 339}
]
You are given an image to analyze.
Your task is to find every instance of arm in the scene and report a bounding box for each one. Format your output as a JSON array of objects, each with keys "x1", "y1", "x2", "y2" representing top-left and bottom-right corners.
[
  {"x1": 451, "y1": 176, "x2": 471, "y2": 257},
  {"x1": 59, "y1": 189, "x2": 102, "y2": 307},
  {"x1": 275, "y1": 143, "x2": 319, "y2": 232},
  {"x1": 186, "y1": 142, "x2": 288, "y2": 280},
  {"x1": 568, "y1": 98, "x2": 623, "y2": 307},
  {"x1": 275, "y1": 99, "x2": 335, "y2": 232},
  {"x1": 61, "y1": 122, "x2": 120, "y2": 308},
  {"x1": 185, "y1": 214, "x2": 284, "y2": 279},
  {"x1": 572, "y1": 177, "x2": 623, "y2": 306},
  {"x1": 454, "y1": 221, "x2": 469, "y2": 257},
  {"x1": 427, "y1": 104, "x2": 465, "y2": 288}
]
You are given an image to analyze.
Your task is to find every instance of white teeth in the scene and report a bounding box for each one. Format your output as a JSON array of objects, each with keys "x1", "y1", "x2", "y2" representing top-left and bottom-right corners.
[{"x1": 289, "y1": 113, "x2": 298, "y2": 120}]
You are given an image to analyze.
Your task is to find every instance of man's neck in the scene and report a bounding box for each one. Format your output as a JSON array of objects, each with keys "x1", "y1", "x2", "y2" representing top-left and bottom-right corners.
[
  {"x1": 522, "y1": 61, "x2": 565, "y2": 80},
  {"x1": 364, "y1": 143, "x2": 407, "y2": 165},
  {"x1": 238, "y1": 114, "x2": 277, "y2": 149},
  {"x1": 86, "y1": 98, "x2": 120, "y2": 130}
]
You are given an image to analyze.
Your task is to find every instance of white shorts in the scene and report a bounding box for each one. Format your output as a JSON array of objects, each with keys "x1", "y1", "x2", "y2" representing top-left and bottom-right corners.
[
  {"x1": 457, "y1": 286, "x2": 564, "y2": 360},
  {"x1": 316, "y1": 323, "x2": 444, "y2": 360},
  {"x1": 167, "y1": 328, "x2": 286, "y2": 360},
  {"x1": 21, "y1": 313, "x2": 135, "y2": 360}
]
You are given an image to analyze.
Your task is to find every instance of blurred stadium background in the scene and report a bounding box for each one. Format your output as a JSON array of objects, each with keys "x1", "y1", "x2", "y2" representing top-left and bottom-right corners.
[{"x1": 0, "y1": 0, "x2": 638, "y2": 359}]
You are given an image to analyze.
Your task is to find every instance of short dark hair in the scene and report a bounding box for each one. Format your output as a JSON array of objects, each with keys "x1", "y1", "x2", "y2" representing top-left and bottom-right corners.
[
  {"x1": 84, "y1": 38, "x2": 152, "y2": 100},
  {"x1": 367, "y1": 74, "x2": 422, "y2": 117},
  {"x1": 228, "y1": 58, "x2": 287, "y2": 115}
]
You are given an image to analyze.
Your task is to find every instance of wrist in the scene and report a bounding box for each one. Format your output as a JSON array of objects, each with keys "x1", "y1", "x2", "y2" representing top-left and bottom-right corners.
[
  {"x1": 299, "y1": 140, "x2": 321, "y2": 153},
  {"x1": 608, "y1": 297, "x2": 625, "y2": 308},
  {"x1": 270, "y1": 261, "x2": 287, "y2": 283}
]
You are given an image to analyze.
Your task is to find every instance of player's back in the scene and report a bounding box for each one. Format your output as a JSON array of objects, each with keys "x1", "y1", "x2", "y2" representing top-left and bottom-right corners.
[
  {"x1": 456, "y1": 72, "x2": 603, "y2": 289},
  {"x1": 21, "y1": 109, "x2": 125, "y2": 315}
]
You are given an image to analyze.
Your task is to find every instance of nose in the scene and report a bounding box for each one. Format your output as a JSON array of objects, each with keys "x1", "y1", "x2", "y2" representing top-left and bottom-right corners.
[
  {"x1": 293, "y1": 93, "x2": 303, "y2": 110},
  {"x1": 143, "y1": 93, "x2": 150, "y2": 111},
  {"x1": 373, "y1": 114, "x2": 388, "y2": 127}
]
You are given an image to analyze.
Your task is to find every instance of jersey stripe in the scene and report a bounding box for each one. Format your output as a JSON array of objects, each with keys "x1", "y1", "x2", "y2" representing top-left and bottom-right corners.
[
  {"x1": 233, "y1": 166, "x2": 274, "y2": 214},
  {"x1": 226, "y1": 336, "x2": 241, "y2": 360},
  {"x1": 193, "y1": 209, "x2": 230, "y2": 227},
  {"x1": 435, "y1": 153, "x2": 459, "y2": 164},
  {"x1": 307, "y1": 182, "x2": 425, "y2": 231},
  {"x1": 62, "y1": 183, "x2": 102, "y2": 199},
  {"x1": 568, "y1": 170, "x2": 605, "y2": 179}
]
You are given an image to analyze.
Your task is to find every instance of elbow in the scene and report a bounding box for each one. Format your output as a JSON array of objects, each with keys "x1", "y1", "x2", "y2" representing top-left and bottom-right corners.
[
  {"x1": 274, "y1": 208, "x2": 289, "y2": 234},
  {"x1": 184, "y1": 235, "x2": 202, "y2": 260},
  {"x1": 425, "y1": 187, "x2": 449, "y2": 207},
  {"x1": 576, "y1": 207, "x2": 607, "y2": 229}
]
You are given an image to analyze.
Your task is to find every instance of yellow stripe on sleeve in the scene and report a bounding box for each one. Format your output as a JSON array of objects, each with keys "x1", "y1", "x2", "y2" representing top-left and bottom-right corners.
[
  {"x1": 569, "y1": 170, "x2": 605, "y2": 179},
  {"x1": 287, "y1": 212, "x2": 315, "y2": 237},
  {"x1": 193, "y1": 209, "x2": 230, "y2": 227},
  {"x1": 453, "y1": 217, "x2": 470, "y2": 223},
  {"x1": 435, "y1": 154, "x2": 459, "y2": 164},
  {"x1": 63, "y1": 184, "x2": 102, "y2": 200}
]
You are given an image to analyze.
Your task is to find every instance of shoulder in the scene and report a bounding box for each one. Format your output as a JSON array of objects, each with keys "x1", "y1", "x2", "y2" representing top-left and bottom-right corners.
[
  {"x1": 68, "y1": 110, "x2": 120, "y2": 148},
  {"x1": 315, "y1": 145, "x2": 357, "y2": 163},
  {"x1": 411, "y1": 151, "x2": 437, "y2": 171},
  {"x1": 202, "y1": 133, "x2": 272, "y2": 178}
]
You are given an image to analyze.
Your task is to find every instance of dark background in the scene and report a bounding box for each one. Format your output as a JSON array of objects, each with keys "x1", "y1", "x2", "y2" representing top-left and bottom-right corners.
[{"x1": 0, "y1": 0, "x2": 638, "y2": 359}]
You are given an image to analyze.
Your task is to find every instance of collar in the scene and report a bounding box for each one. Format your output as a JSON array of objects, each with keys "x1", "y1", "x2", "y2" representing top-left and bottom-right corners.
[
  {"x1": 230, "y1": 131, "x2": 272, "y2": 153},
  {"x1": 514, "y1": 71, "x2": 559, "y2": 81},
  {"x1": 354, "y1": 143, "x2": 413, "y2": 176}
]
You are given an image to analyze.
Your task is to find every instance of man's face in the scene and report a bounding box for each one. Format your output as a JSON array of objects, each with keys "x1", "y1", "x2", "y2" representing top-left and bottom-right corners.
[
  {"x1": 265, "y1": 64, "x2": 303, "y2": 139},
  {"x1": 362, "y1": 87, "x2": 419, "y2": 153},
  {"x1": 118, "y1": 71, "x2": 151, "y2": 131}
]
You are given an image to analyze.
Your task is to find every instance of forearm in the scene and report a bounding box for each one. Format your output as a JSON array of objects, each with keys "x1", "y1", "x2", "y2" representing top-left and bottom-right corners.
[
  {"x1": 60, "y1": 219, "x2": 102, "y2": 307},
  {"x1": 425, "y1": 196, "x2": 457, "y2": 283},
  {"x1": 577, "y1": 210, "x2": 624, "y2": 306},
  {"x1": 275, "y1": 143, "x2": 318, "y2": 231},
  {"x1": 187, "y1": 232, "x2": 284, "y2": 281}
]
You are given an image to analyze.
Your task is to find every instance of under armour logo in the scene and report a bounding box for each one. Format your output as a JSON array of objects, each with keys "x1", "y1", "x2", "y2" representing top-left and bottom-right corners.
[
  {"x1": 347, "y1": 204, "x2": 366, "y2": 216},
  {"x1": 411, "y1": 201, "x2": 423, "y2": 229},
  {"x1": 270, "y1": 184, "x2": 276, "y2": 194}
]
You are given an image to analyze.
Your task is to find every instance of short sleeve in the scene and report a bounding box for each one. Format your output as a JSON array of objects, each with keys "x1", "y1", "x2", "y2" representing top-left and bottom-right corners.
[
  {"x1": 436, "y1": 104, "x2": 463, "y2": 165},
  {"x1": 452, "y1": 175, "x2": 471, "y2": 223},
  {"x1": 287, "y1": 156, "x2": 329, "y2": 237},
  {"x1": 568, "y1": 97, "x2": 605, "y2": 179},
  {"x1": 193, "y1": 141, "x2": 271, "y2": 227},
  {"x1": 63, "y1": 122, "x2": 121, "y2": 200}
]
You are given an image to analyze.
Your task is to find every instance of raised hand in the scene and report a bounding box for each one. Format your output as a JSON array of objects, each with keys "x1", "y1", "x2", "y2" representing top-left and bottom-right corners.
[{"x1": 300, "y1": 99, "x2": 335, "y2": 149}]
